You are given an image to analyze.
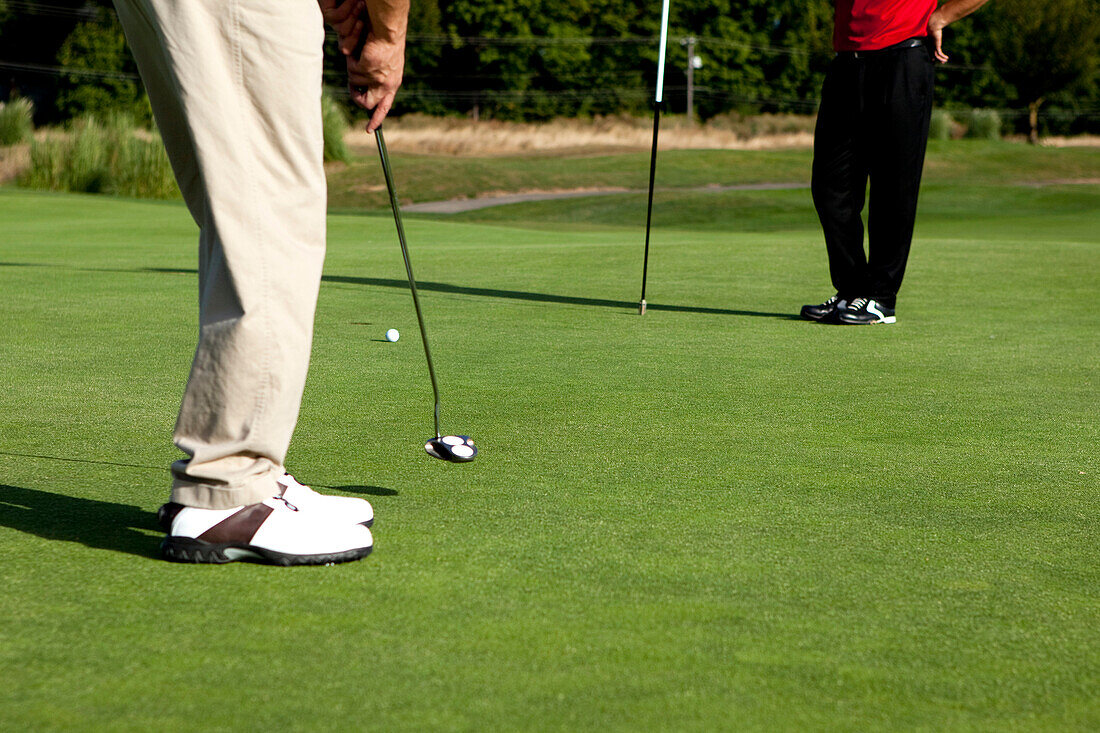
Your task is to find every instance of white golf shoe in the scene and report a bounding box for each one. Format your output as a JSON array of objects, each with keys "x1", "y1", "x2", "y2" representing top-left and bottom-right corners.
[
  {"x1": 161, "y1": 495, "x2": 373, "y2": 565},
  {"x1": 276, "y1": 473, "x2": 374, "y2": 527},
  {"x1": 157, "y1": 474, "x2": 374, "y2": 532}
]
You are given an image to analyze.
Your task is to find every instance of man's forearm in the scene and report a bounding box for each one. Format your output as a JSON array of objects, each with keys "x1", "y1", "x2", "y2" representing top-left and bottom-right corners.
[
  {"x1": 365, "y1": 0, "x2": 409, "y2": 42},
  {"x1": 931, "y1": 0, "x2": 991, "y2": 29}
]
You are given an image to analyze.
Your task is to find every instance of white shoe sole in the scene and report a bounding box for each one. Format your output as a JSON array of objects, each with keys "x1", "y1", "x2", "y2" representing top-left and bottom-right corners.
[{"x1": 840, "y1": 315, "x2": 896, "y2": 324}]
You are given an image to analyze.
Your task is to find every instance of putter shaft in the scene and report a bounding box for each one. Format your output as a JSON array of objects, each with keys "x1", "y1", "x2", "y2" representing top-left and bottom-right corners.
[{"x1": 375, "y1": 127, "x2": 442, "y2": 438}]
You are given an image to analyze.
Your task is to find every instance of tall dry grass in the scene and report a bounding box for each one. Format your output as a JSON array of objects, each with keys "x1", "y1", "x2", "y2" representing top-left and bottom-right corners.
[
  {"x1": 962, "y1": 109, "x2": 1002, "y2": 140},
  {"x1": 0, "y1": 144, "x2": 30, "y2": 184},
  {"x1": 20, "y1": 114, "x2": 178, "y2": 199},
  {"x1": 0, "y1": 97, "x2": 35, "y2": 146},
  {"x1": 321, "y1": 92, "x2": 351, "y2": 163},
  {"x1": 347, "y1": 113, "x2": 816, "y2": 156}
]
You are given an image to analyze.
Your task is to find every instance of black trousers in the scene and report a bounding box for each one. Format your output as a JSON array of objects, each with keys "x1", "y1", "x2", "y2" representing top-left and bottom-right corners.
[{"x1": 811, "y1": 41, "x2": 935, "y2": 309}]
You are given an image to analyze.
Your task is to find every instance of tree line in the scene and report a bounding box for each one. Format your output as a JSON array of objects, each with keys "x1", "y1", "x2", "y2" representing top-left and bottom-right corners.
[{"x1": 1, "y1": 0, "x2": 1098, "y2": 137}]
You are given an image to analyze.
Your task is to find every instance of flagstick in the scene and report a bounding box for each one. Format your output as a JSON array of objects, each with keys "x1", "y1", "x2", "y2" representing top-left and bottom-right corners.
[{"x1": 639, "y1": 0, "x2": 671, "y2": 316}]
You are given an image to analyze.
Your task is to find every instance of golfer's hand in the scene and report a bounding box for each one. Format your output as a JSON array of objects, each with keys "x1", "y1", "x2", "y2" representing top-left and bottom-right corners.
[
  {"x1": 928, "y1": 12, "x2": 949, "y2": 63},
  {"x1": 348, "y1": 33, "x2": 405, "y2": 131},
  {"x1": 319, "y1": 0, "x2": 366, "y2": 56}
]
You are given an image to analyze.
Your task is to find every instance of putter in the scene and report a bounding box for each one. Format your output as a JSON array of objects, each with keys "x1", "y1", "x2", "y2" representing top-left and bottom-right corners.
[{"x1": 375, "y1": 127, "x2": 477, "y2": 463}]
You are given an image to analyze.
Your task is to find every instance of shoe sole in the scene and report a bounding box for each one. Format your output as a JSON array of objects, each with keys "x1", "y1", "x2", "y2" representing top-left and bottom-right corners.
[
  {"x1": 161, "y1": 536, "x2": 373, "y2": 566},
  {"x1": 800, "y1": 308, "x2": 840, "y2": 323},
  {"x1": 839, "y1": 316, "x2": 896, "y2": 325}
]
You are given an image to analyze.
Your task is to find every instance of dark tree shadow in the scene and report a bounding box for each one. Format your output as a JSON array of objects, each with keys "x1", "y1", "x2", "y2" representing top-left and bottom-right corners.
[
  {"x1": 0, "y1": 484, "x2": 161, "y2": 559},
  {"x1": 144, "y1": 268, "x2": 800, "y2": 320}
]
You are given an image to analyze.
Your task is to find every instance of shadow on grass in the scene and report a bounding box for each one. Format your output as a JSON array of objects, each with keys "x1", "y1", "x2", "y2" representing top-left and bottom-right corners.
[
  {"x1": 0, "y1": 449, "x2": 164, "y2": 473},
  {"x1": 144, "y1": 268, "x2": 801, "y2": 320},
  {"x1": 325, "y1": 485, "x2": 400, "y2": 497},
  {"x1": 0, "y1": 483, "x2": 160, "y2": 559}
]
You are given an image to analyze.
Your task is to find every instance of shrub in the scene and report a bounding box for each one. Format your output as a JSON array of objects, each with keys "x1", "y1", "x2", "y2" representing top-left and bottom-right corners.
[
  {"x1": 963, "y1": 108, "x2": 1002, "y2": 140},
  {"x1": 0, "y1": 97, "x2": 34, "y2": 146},
  {"x1": 928, "y1": 110, "x2": 956, "y2": 141},
  {"x1": 321, "y1": 92, "x2": 350, "y2": 163},
  {"x1": 20, "y1": 115, "x2": 178, "y2": 199}
]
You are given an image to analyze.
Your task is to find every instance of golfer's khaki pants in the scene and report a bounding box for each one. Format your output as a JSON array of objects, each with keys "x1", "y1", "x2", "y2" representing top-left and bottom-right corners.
[{"x1": 113, "y1": 0, "x2": 327, "y2": 508}]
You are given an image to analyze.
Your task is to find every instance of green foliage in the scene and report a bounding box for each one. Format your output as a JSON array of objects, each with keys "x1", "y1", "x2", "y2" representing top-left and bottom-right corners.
[
  {"x1": 399, "y1": 0, "x2": 448, "y2": 115},
  {"x1": 55, "y1": 11, "x2": 149, "y2": 124},
  {"x1": 1, "y1": 0, "x2": 1096, "y2": 127},
  {"x1": 426, "y1": 0, "x2": 835, "y2": 120},
  {"x1": 20, "y1": 114, "x2": 177, "y2": 199},
  {"x1": 0, "y1": 96, "x2": 34, "y2": 145},
  {"x1": 987, "y1": 0, "x2": 1100, "y2": 139},
  {"x1": 933, "y1": 12, "x2": 1012, "y2": 110},
  {"x1": 988, "y1": 0, "x2": 1100, "y2": 106},
  {"x1": 321, "y1": 92, "x2": 350, "y2": 163}
]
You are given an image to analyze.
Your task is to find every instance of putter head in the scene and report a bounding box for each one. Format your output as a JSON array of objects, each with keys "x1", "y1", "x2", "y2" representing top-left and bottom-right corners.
[{"x1": 425, "y1": 435, "x2": 477, "y2": 462}]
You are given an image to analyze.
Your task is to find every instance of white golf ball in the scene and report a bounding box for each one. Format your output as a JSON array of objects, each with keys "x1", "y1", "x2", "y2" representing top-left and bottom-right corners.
[{"x1": 385, "y1": 328, "x2": 400, "y2": 342}]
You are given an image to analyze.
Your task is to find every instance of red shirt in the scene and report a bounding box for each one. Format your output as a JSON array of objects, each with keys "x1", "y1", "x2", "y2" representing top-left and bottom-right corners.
[{"x1": 833, "y1": 0, "x2": 936, "y2": 51}]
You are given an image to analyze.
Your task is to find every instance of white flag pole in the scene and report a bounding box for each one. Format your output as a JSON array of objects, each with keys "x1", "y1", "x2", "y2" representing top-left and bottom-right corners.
[
  {"x1": 639, "y1": 0, "x2": 672, "y2": 315},
  {"x1": 654, "y1": 0, "x2": 671, "y2": 103}
]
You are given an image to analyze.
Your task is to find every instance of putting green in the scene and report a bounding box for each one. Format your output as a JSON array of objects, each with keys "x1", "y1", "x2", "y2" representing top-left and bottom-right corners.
[{"x1": 1, "y1": 182, "x2": 1097, "y2": 730}]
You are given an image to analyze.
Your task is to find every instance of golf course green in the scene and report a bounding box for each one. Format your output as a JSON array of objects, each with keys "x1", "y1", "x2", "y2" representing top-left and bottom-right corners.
[{"x1": 1, "y1": 142, "x2": 1097, "y2": 729}]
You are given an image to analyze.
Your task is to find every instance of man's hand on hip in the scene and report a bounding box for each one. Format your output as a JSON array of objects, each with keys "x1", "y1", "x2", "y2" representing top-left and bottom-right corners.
[
  {"x1": 927, "y1": 13, "x2": 950, "y2": 63},
  {"x1": 928, "y1": 0, "x2": 993, "y2": 64}
]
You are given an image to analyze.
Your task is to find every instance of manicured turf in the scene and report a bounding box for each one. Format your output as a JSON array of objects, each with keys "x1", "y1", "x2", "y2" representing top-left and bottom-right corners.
[{"x1": 1, "y1": 175, "x2": 1098, "y2": 730}]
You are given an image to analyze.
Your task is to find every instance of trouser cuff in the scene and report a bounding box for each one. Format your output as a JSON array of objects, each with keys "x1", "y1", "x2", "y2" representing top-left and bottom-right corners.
[{"x1": 171, "y1": 471, "x2": 282, "y2": 510}]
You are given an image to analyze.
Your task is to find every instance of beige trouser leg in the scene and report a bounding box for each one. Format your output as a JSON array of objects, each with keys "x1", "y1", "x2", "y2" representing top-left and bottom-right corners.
[{"x1": 113, "y1": 0, "x2": 327, "y2": 508}]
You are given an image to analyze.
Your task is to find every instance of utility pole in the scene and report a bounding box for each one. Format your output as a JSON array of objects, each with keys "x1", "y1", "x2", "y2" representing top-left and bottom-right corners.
[{"x1": 682, "y1": 36, "x2": 696, "y2": 122}]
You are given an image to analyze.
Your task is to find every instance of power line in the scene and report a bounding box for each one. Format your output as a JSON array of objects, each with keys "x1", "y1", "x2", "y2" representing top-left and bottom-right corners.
[
  {"x1": 408, "y1": 33, "x2": 654, "y2": 46},
  {"x1": 0, "y1": 59, "x2": 139, "y2": 81},
  {"x1": 696, "y1": 35, "x2": 810, "y2": 56},
  {"x1": 1, "y1": 5, "x2": 823, "y2": 57},
  {"x1": 4, "y1": 1, "x2": 103, "y2": 20},
  {"x1": 11, "y1": 59, "x2": 1099, "y2": 119}
]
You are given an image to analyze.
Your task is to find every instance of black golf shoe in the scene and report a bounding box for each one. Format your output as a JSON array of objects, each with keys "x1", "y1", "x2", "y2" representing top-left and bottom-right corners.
[
  {"x1": 800, "y1": 294, "x2": 847, "y2": 322},
  {"x1": 839, "y1": 297, "x2": 896, "y2": 325}
]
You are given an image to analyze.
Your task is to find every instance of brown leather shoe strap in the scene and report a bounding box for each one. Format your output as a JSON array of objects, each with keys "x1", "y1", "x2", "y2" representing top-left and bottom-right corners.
[{"x1": 198, "y1": 503, "x2": 274, "y2": 543}]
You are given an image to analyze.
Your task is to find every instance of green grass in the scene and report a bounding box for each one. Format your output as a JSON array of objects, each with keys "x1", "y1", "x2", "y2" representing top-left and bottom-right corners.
[
  {"x1": 433, "y1": 183, "x2": 1100, "y2": 240},
  {"x1": 1, "y1": 175, "x2": 1098, "y2": 730},
  {"x1": 328, "y1": 140, "x2": 1100, "y2": 210}
]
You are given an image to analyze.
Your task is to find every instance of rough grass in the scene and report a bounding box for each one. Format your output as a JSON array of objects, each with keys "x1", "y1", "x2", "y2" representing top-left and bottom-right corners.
[
  {"x1": 19, "y1": 115, "x2": 178, "y2": 199},
  {"x1": 348, "y1": 112, "x2": 816, "y2": 156},
  {"x1": 962, "y1": 108, "x2": 1003, "y2": 140},
  {"x1": 321, "y1": 92, "x2": 351, "y2": 163},
  {"x1": 5, "y1": 116, "x2": 1098, "y2": 208},
  {"x1": 0, "y1": 97, "x2": 34, "y2": 146},
  {"x1": 327, "y1": 139, "x2": 1100, "y2": 210},
  {"x1": 0, "y1": 143, "x2": 29, "y2": 184},
  {"x1": 1, "y1": 179, "x2": 1098, "y2": 730}
]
